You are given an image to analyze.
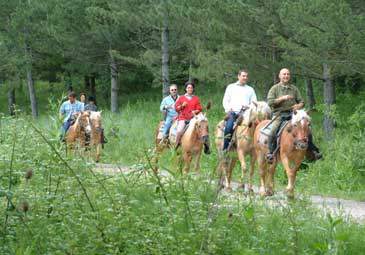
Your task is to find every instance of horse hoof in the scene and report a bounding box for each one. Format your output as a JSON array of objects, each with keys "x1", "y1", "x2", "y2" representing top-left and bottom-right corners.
[
  {"x1": 265, "y1": 190, "x2": 274, "y2": 196},
  {"x1": 225, "y1": 187, "x2": 233, "y2": 192},
  {"x1": 238, "y1": 183, "x2": 245, "y2": 191},
  {"x1": 285, "y1": 189, "x2": 295, "y2": 199},
  {"x1": 259, "y1": 187, "x2": 266, "y2": 197}
]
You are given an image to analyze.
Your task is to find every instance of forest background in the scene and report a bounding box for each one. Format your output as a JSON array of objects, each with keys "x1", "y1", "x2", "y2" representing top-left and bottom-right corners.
[{"x1": 1, "y1": 0, "x2": 365, "y2": 254}]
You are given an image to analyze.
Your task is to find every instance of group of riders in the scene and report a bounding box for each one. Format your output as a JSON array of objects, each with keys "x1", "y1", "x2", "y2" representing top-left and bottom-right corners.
[
  {"x1": 160, "y1": 68, "x2": 322, "y2": 163},
  {"x1": 59, "y1": 92, "x2": 103, "y2": 142},
  {"x1": 58, "y1": 67, "x2": 322, "y2": 163}
]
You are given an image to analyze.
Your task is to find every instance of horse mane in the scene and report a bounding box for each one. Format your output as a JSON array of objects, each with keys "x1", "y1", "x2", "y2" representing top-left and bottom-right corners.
[
  {"x1": 291, "y1": 110, "x2": 310, "y2": 125},
  {"x1": 239, "y1": 101, "x2": 271, "y2": 127},
  {"x1": 185, "y1": 113, "x2": 207, "y2": 134},
  {"x1": 90, "y1": 111, "x2": 101, "y2": 120}
]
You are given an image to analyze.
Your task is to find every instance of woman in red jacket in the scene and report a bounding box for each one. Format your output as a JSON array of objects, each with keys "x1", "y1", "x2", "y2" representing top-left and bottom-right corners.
[{"x1": 174, "y1": 81, "x2": 202, "y2": 147}]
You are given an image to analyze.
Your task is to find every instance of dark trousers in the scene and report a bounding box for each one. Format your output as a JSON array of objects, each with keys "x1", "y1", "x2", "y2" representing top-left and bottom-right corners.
[
  {"x1": 308, "y1": 132, "x2": 320, "y2": 153},
  {"x1": 223, "y1": 112, "x2": 238, "y2": 150}
]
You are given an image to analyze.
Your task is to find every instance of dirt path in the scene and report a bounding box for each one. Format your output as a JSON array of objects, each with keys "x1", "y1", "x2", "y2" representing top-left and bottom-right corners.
[{"x1": 94, "y1": 163, "x2": 365, "y2": 223}]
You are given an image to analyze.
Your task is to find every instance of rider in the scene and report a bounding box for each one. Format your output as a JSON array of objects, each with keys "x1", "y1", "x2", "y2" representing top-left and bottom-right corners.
[
  {"x1": 159, "y1": 84, "x2": 179, "y2": 140},
  {"x1": 175, "y1": 81, "x2": 210, "y2": 153},
  {"x1": 59, "y1": 91, "x2": 84, "y2": 140},
  {"x1": 222, "y1": 69, "x2": 257, "y2": 151},
  {"x1": 80, "y1": 92, "x2": 86, "y2": 107},
  {"x1": 84, "y1": 95, "x2": 98, "y2": 112},
  {"x1": 266, "y1": 68, "x2": 322, "y2": 163}
]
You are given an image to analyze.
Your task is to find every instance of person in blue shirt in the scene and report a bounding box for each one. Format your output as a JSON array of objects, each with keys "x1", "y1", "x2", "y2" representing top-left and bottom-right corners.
[
  {"x1": 160, "y1": 84, "x2": 179, "y2": 139},
  {"x1": 59, "y1": 91, "x2": 84, "y2": 139}
]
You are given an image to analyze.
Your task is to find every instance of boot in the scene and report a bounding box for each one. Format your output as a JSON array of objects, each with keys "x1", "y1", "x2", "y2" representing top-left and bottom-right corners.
[
  {"x1": 266, "y1": 135, "x2": 276, "y2": 164},
  {"x1": 204, "y1": 143, "x2": 211, "y2": 154}
]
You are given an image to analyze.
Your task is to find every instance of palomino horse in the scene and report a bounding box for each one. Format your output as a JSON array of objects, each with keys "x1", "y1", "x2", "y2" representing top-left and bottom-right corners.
[
  {"x1": 155, "y1": 112, "x2": 210, "y2": 173},
  {"x1": 253, "y1": 109, "x2": 310, "y2": 198},
  {"x1": 215, "y1": 101, "x2": 271, "y2": 191},
  {"x1": 65, "y1": 111, "x2": 92, "y2": 156},
  {"x1": 89, "y1": 111, "x2": 103, "y2": 162}
]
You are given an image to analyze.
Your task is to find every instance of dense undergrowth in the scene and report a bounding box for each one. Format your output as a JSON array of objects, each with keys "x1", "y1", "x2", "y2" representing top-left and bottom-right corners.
[
  {"x1": 1, "y1": 115, "x2": 365, "y2": 254},
  {"x1": 1, "y1": 83, "x2": 365, "y2": 253}
]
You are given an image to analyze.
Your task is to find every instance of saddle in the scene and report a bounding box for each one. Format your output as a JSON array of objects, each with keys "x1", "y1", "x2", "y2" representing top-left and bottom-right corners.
[
  {"x1": 259, "y1": 112, "x2": 292, "y2": 154},
  {"x1": 159, "y1": 120, "x2": 190, "y2": 144}
]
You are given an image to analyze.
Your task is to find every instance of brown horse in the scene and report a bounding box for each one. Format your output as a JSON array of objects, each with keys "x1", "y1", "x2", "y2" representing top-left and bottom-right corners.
[
  {"x1": 65, "y1": 111, "x2": 92, "y2": 156},
  {"x1": 155, "y1": 112, "x2": 210, "y2": 173},
  {"x1": 89, "y1": 111, "x2": 103, "y2": 162},
  {"x1": 253, "y1": 109, "x2": 311, "y2": 198},
  {"x1": 215, "y1": 101, "x2": 271, "y2": 191}
]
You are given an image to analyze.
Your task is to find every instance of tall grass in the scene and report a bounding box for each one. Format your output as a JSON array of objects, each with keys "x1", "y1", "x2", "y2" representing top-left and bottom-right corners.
[
  {"x1": 1, "y1": 84, "x2": 365, "y2": 253},
  {"x1": 0, "y1": 114, "x2": 364, "y2": 254}
]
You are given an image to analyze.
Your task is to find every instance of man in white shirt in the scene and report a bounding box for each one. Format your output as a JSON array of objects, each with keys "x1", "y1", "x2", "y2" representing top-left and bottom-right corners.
[{"x1": 222, "y1": 69, "x2": 257, "y2": 151}]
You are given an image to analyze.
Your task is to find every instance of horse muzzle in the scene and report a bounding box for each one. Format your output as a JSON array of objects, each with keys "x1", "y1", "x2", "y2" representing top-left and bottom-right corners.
[
  {"x1": 201, "y1": 135, "x2": 210, "y2": 145},
  {"x1": 294, "y1": 139, "x2": 308, "y2": 150}
]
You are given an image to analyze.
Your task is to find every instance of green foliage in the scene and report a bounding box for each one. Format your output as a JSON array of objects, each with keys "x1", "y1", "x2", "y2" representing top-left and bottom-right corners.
[{"x1": 1, "y1": 113, "x2": 365, "y2": 254}]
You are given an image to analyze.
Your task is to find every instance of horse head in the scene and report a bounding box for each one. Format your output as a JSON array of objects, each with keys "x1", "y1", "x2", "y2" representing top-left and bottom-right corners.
[
  {"x1": 192, "y1": 112, "x2": 209, "y2": 145},
  {"x1": 89, "y1": 111, "x2": 102, "y2": 132},
  {"x1": 239, "y1": 101, "x2": 271, "y2": 129},
  {"x1": 290, "y1": 110, "x2": 311, "y2": 150},
  {"x1": 77, "y1": 111, "x2": 92, "y2": 134},
  {"x1": 251, "y1": 101, "x2": 272, "y2": 123}
]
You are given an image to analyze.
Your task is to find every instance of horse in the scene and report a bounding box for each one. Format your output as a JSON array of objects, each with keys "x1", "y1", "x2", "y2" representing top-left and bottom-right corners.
[
  {"x1": 215, "y1": 101, "x2": 271, "y2": 191},
  {"x1": 253, "y1": 109, "x2": 311, "y2": 198},
  {"x1": 89, "y1": 111, "x2": 103, "y2": 162},
  {"x1": 176, "y1": 112, "x2": 210, "y2": 173},
  {"x1": 65, "y1": 111, "x2": 92, "y2": 156},
  {"x1": 154, "y1": 112, "x2": 210, "y2": 173}
]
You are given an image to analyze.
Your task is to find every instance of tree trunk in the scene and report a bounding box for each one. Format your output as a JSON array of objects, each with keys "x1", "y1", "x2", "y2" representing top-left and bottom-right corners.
[
  {"x1": 323, "y1": 63, "x2": 335, "y2": 140},
  {"x1": 305, "y1": 78, "x2": 316, "y2": 110},
  {"x1": 25, "y1": 42, "x2": 38, "y2": 118},
  {"x1": 7, "y1": 83, "x2": 15, "y2": 116},
  {"x1": 90, "y1": 74, "x2": 96, "y2": 99},
  {"x1": 84, "y1": 75, "x2": 90, "y2": 93},
  {"x1": 26, "y1": 67, "x2": 38, "y2": 118},
  {"x1": 161, "y1": 2, "x2": 169, "y2": 97},
  {"x1": 110, "y1": 54, "x2": 118, "y2": 113}
]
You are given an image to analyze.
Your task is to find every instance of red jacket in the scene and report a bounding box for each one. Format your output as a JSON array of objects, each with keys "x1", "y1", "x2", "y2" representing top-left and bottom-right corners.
[{"x1": 175, "y1": 95, "x2": 202, "y2": 120}]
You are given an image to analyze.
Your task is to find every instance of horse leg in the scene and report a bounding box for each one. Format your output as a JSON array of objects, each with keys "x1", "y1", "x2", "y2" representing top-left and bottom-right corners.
[
  {"x1": 266, "y1": 162, "x2": 277, "y2": 196},
  {"x1": 192, "y1": 149, "x2": 202, "y2": 172},
  {"x1": 282, "y1": 156, "x2": 296, "y2": 198},
  {"x1": 257, "y1": 153, "x2": 267, "y2": 196},
  {"x1": 237, "y1": 148, "x2": 247, "y2": 190},
  {"x1": 95, "y1": 143, "x2": 101, "y2": 162},
  {"x1": 224, "y1": 156, "x2": 236, "y2": 192},
  {"x1": 248, "y1": 153, "x2": 255, "y2": 193},
  {"x1": 182, "y1": 151, "x2": 192, "y2": 174}
]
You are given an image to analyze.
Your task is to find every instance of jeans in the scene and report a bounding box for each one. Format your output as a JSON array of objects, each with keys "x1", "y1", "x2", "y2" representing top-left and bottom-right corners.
[
  {"x1": 223, "y1": 112, "x2": 238, "y2": 150},
  {"x1": 162, "y1": 116, "x2": 174, "y2": 136}
]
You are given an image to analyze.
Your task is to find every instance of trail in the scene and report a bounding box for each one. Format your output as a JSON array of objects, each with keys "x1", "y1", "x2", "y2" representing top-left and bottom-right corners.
[{"x1": 94, "y1": 163, "x2": 365, "y2": 223}]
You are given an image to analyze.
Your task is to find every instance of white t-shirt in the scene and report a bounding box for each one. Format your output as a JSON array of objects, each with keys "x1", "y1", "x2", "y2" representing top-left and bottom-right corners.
[{"x1": 223, "y1": 82, "x2": 257, "y2": 113}]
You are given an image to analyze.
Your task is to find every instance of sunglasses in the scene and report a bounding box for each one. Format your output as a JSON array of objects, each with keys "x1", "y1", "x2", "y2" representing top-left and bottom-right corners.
[{"x1": 170, "y1": 89, "x2": 177, "y2": 91}]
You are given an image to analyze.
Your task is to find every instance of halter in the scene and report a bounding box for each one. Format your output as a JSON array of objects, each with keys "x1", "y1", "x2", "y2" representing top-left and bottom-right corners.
[
  {"x1": 290, "y1": 110, "x2": 310, "y2": 150},
  {"x1": 192, "y1": 113, "x2": 209, "y2": 142}
]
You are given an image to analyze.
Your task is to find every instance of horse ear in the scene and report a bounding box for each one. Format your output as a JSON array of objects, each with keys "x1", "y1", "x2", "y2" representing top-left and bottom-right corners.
[
  {"x1": 293, "y1": 109, "x2": 297, "y2": 115},
  {"x1": 99, "y1": 110, "x2": 103, "y2": 114},
  {"x1": 252, "y1": 101, "x2": 258, "y2": 107},
  {"x1": 205, "y1": 101, "x2": 212, "y2": 111},
  {"x1": 306, "y1": 110, "x2": 311, "y2": 116}
]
